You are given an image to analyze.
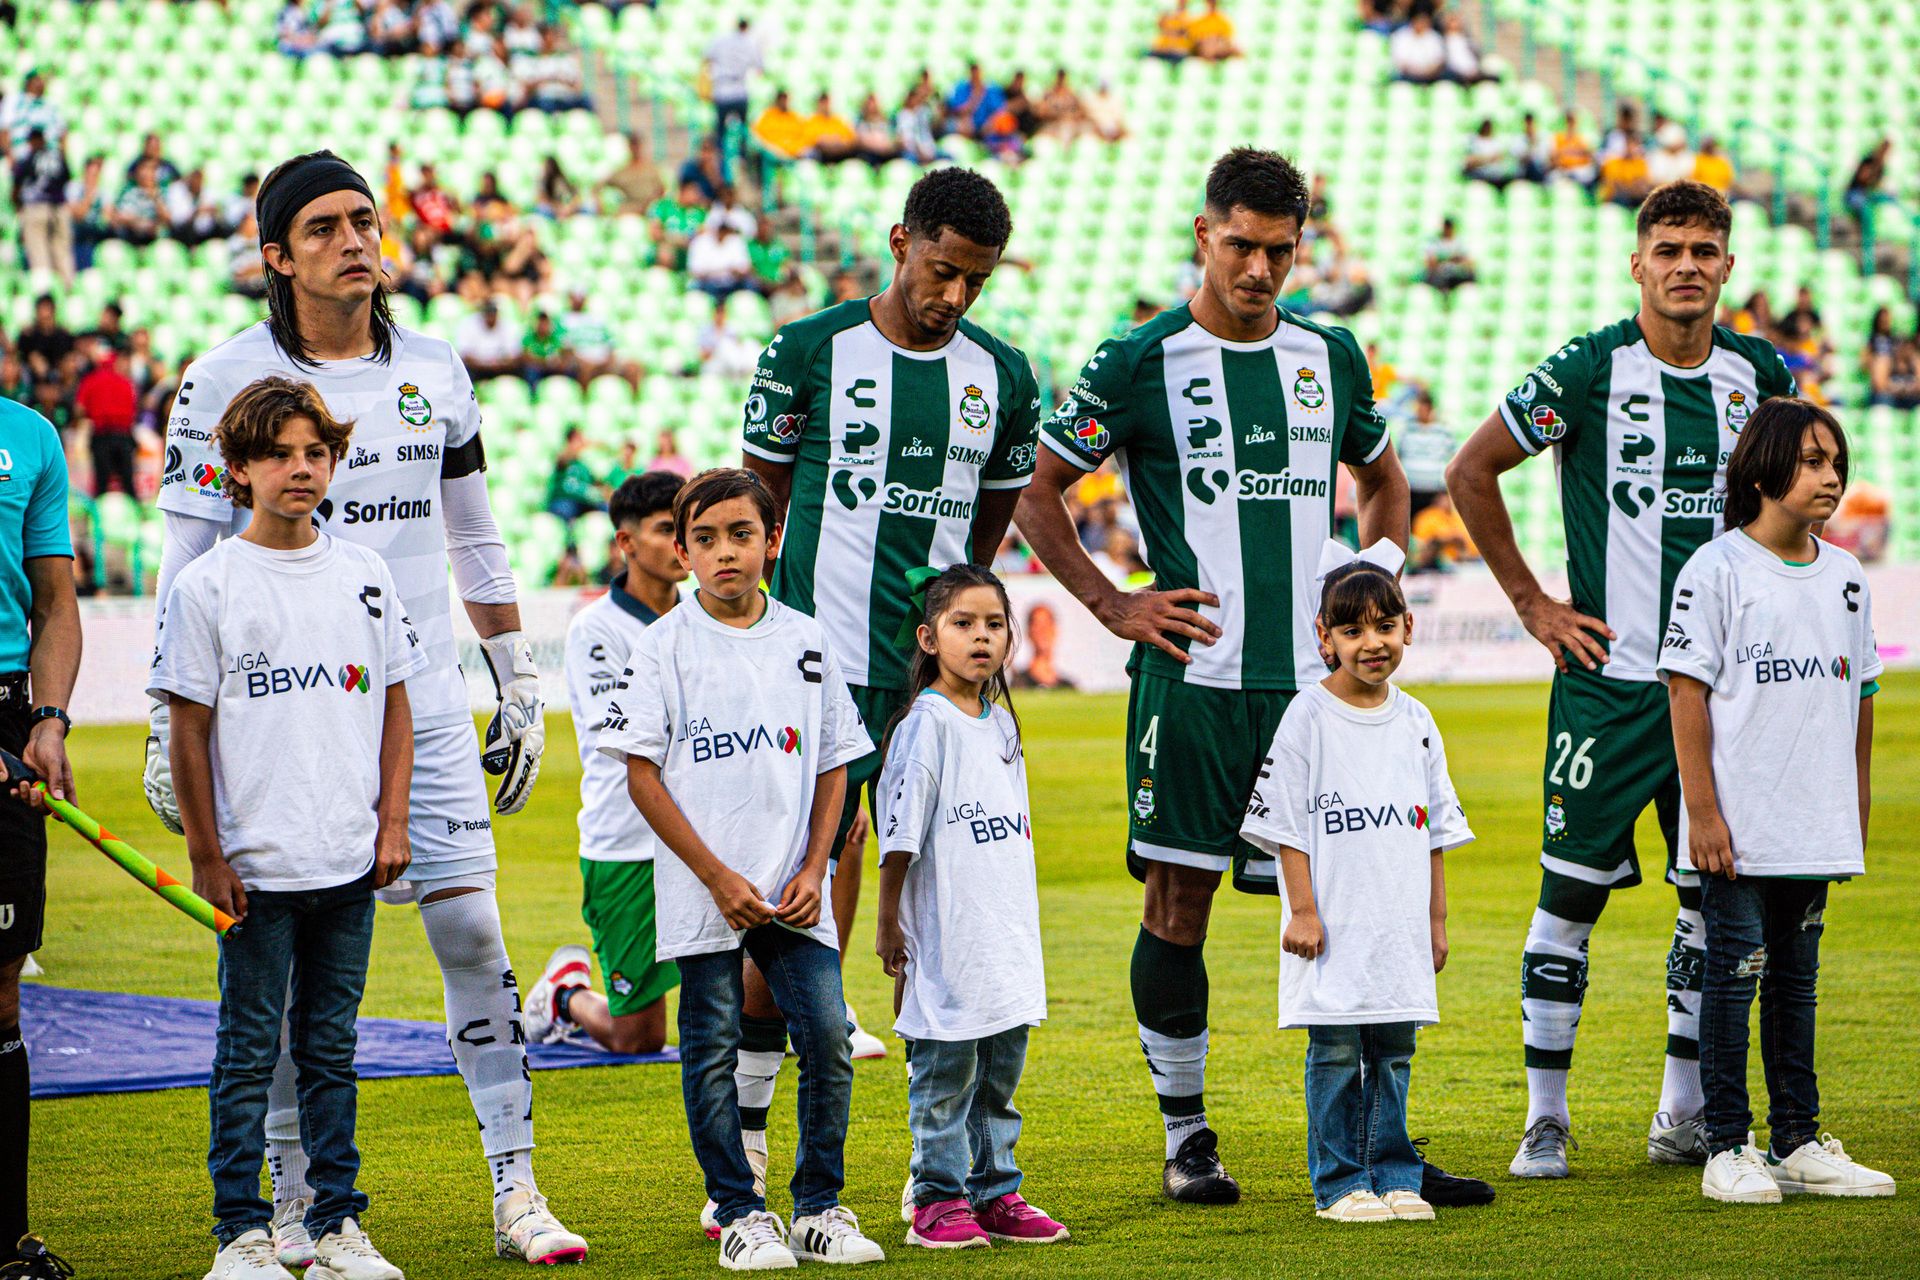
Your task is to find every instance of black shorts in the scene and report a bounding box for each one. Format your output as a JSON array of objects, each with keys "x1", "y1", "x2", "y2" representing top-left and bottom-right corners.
[{"x1": 0, "y1": 673, "x2": 47, "y2": 960}]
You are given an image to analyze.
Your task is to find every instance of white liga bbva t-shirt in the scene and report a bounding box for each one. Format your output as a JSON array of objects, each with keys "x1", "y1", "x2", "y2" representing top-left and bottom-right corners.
[
  {"x1": 1657, "y1": 530, "x2": 1881, "y2": 878},
  {"x1": 878, "y1": 692, "x2": 1046, "y2": 1042},
  {"x1": 1241, "y1": 684, "x2": 1473, "y2": 1029},
  {"x1": 596, "y1": 594, "x2": 873, "y2": 961},
  {"x1": 148, "y1": 534, "x2": 427, "y2": 891}
]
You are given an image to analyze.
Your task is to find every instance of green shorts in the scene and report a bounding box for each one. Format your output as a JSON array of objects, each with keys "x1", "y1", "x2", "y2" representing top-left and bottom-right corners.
[
  {"x1": 579, "y1": 858, "x2": 680, "y2": 1017},
  {"x1": 1124, "y1": 671, "x2": 1296, "y2": 896},
  {"x1": 832, "y1": 684, "x2": 913, "y2": 858},
  {"x1": 1538, "y1": 667, "x2": 1682, "y2": 888}
]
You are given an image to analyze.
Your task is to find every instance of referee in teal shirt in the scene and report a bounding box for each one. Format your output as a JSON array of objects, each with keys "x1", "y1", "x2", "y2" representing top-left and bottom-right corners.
[{"x1": 0, "y1": 397, "x2": 81, "y2": 1271}]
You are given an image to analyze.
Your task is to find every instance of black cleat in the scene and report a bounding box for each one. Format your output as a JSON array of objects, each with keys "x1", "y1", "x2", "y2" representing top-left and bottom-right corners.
[
  {"x1": 1414, "y1": 1138, "x2": 1496, "y2": 1207},
  {"x1": 0, "y1": 1235, "x2": 75, "y2": 1279},
  {"x1": 1163, "y1": 1128, "x2": 1242, "y2": 1204}
]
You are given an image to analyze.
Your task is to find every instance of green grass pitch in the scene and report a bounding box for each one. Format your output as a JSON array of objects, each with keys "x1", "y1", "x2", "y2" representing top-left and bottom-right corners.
[{"x1": 27, "y1": 679, "x2": 1920, "y2": 1277}]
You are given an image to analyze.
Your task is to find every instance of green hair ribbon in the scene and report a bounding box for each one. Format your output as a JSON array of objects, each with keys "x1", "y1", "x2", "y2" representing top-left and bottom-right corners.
[{"x1": 892, "y1": 565, "x2": 946, "y2": 650}]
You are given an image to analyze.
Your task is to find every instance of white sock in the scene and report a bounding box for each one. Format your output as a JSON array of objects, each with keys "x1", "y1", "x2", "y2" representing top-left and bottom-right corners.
[
  {"x1": 1659, "y1": 1055, "x2": 1703, "y2": 1124},
  {"x1": 421, "y1": 890, "x2": 537, "y2": 1174},
  {"x1": 741, "y1": 1128, "x2": 768, "y2": 1158},
  {"x1": 265, "y1": 1029, "x2": 313, "y2": 1209},
  {"x1": 490, "y1": 1148, "x2": 536, "y2": 1202},
  {"x1": 1164, "y1": 1111, "x2": 1209, "y2": 1161},
  {"x1": 1527, "y1": 1067, "x2": 1571, "y2": 1128},
  {"x1": 736, "y1": 1048, "x2": 784, "y2": 1114}
]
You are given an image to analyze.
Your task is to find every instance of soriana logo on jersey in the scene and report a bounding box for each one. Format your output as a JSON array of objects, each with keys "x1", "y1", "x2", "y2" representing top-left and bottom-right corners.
[{"x1": 679, "y1": 717, "x2": 804, "y2": 762}]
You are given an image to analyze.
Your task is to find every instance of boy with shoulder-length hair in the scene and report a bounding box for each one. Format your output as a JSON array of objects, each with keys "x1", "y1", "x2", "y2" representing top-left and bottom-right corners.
[{"x1": 151, "y1": 375, "x2": 424, "y2": 1280}]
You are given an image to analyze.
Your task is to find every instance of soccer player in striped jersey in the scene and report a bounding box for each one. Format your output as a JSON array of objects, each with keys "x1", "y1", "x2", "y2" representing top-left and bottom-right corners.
[
  {"x1": 1445, "y1": 181, "x2": 1798, "y2": 1179},
  {"x1": 1018, "y1": 148, "x2": 1422, "y2": 1204}
]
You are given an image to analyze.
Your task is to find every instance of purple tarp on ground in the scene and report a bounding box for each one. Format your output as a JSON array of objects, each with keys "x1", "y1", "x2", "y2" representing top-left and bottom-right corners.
[{"x1": 22, "y1": 983, "x2": 676, "y2": 1099}]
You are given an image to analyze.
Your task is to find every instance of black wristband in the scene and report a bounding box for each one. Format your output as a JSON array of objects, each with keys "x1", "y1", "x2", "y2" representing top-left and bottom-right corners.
[{"x1": 29, "y1": 705, "x2": 69, "y2": 733}]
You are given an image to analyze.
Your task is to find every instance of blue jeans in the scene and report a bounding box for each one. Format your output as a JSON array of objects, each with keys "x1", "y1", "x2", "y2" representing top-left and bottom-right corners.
[
  {"x1": 1303, "y1": 1022, "x2": 1420, "y2": 1209},
  {"x1": 907, "y1": 1026, "x2": 1029, "y2": 1208},
  {"x1": 209, "y1": 872, "x2": 376, "y2": 1245},
  {"x1": 677, "y1": 926, "x2": 851, "y2": 1226},
  {"x1": 1700, "y1": 876, "x2": 1828, "y2": 1156}
]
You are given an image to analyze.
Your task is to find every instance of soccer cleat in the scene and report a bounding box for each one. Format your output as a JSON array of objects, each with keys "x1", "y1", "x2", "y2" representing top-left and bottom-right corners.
[
  {"x1": 1702, "y1": 1146, "x2": 1782, "y2": 1204},
  {"x1": 975, "y1": 1193, "x2": 1069, "y2": 1243},
  {"x1": 1412, "y1": 1139, "x2": 1495, "y2": 1206},
  {"x1": 1648, "y1": 1110, "x2": 1710, "y2": 1166},
  {"x1": 788, "y1": 1206, "x2": 885, "y2": 1264},
  {"x1": 1315, "y1": 1190, "x2": 1395, "y2": 1222},
  {"x1": 1380, "y1": 1190, "x2": 1435, "y2": 1221},
  {"x1": 845, "y1": 1003, "x2": 887, "y2": 1060},
  {"x1": 1163, "y1": 1127, "x2": 1241, "y2": 1204},
  {"x1": 905, "y1": 1199, "x2": 990, "y2": 1249},
  {"x1": 899, "y1": 1172, "x2": 915, "y2": 1225},
  {"x1": 495, "y1": 1183, "x2": 589, "y2": 1264},
  {"x1": 718, "y1": 1211, "x2": 797, "y2": 1271},
  {"x1": 202, "y1": 1230, "x2": 296, "y2": 1280},
  {"x1": 306, "y1": 1219, "x2": 403, "y2": 1280},
  {"x1": 1767, "y1": 1135, "x2": 1896, "y2": 1197},
  {"x1": 271, "y1": 1197, "x2": 316, "y2": 1268},
  {"x1": 3, "y1": 1235, "x2": 75, "y2": 1280},
  {"x1": 703, "y1": 1144, "x2": 770, "y2": 1239},
  {"x1": 1509, "y1": 1117, "x2": 1575, "y2": 1178},
  {"x1": 524, "y1": 945, "x2": 594, "y2": 1046}
]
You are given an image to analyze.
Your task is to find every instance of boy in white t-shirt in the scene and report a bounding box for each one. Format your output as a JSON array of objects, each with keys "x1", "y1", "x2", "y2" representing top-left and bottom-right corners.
[
  {"x1": 595, "y1": 469, "x2": 885, "y2": 1271},
  {"x1": 1659, "y1": 399, "x2": 1893, "y2": 1205},
  {"x1": 150, "y1": 376, "x2": 424, "y2": 1280},
  {"x1": 1241, "y1": 540, "x2": 1473, "y2": 1224}
]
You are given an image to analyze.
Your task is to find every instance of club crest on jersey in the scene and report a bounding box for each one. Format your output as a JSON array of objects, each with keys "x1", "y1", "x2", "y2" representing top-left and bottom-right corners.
[
  {"x1": 609, "y1": 970, "x2": 633, "y2": 996},
  {"x1": 1133, "y1": 777, "x2": 1155, "y2": 821},
  {"x1": 1725, "y1": 391, "x2": 1750, "y2": 433},
  {"x1": 1292, "y1": 368, "x2": 1326, "y2": 411},
  {"x1": 1546, "y1": 792, "x2": 1567, "y2": 840},
  {"x1": 396, "y1": 382, "x2": 432, "y2": 429},
  {"x1": 1531, "y1": 405, "x2": 1567, "y2": 441},
  {"x1": 957, "y1": 384, "x2": 993, "y2": 435}
]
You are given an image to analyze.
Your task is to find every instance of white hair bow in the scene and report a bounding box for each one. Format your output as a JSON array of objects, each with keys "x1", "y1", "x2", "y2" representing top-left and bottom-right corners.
[{"x1": 1314, "y1": 537, "x2": 1406, "y2": 583}]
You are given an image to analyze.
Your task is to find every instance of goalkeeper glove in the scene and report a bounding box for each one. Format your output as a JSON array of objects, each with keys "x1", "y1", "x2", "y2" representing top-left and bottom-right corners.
[
  {"x1": 143, "y1": 698, "x2": 184, "y2": 835},
  {"x1": 479, "y1": 630, "x2": 544, "y2": 815}
]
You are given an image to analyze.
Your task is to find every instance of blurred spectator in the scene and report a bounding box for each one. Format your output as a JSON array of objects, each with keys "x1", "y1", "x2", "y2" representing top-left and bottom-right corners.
[
  {"x1": 679, "y1": 135, "x2": 727, "y2": 201},
  {"x1": 1440, "y1": 14, "x2": 1488, "y2": 84},
  {"x1": 316, "y1": 0, "x2": 368, "y2": 55},
  {"x1": 1357, "y1": 0, "x2": 1396, "y2": 34},
  {"x1": 1188, "y1": 0, "x2": 1241, "y2": 60},
  {"x1": 1148, "y1": 0, "x2": 1193, "y2": 61},
  {"x1": 1082, "y1": 80, "x2": 1128, "y2": 142},
  {"x1": 124, "y1": 132, "x2": 180, "y2": 188},
  {"x1": 1549, "y1": 110, "x2": 1598, "y2": 189},
  {"x1": 1411, "y1": 492, "x2": 1477, "y2": 572},
  {"x1": 1822, "y1": 481, "x2": 1889, "y2": 562},
  {"x1": 980, "y1": 95, "x2": 1029, "y2": 165},
  {"x1": 521, "y1": 310, "x2": 569, "y2": 384},
  {"x1": 706, "y1": 183, "x2": 756, "y2": 237},
  {"x1": 537, "y1": 155, "x2": 582, "y2": 218},
  {"x1": 503, "y1": 3, "x2": 542, "y2": 55},
  {"x1": 1775, "y1": 312, "x2": 1833, "y2": 403},
  {"x1": 561, "y1": 286, "x2": 641, "y2": 391},
  {"x1": 82, "y1": 302, "x2": 128, "y2": 355},
  {"x1": 1600, "y1": 137, "x2": 1651, "y2": 207},
  {"x1": 945, "y1": 63, "x2": 1004, "y2": 139},
  {"x1": 686, "y1": 219, "x2": 754, "y2": 299},
  {"x1": 854, "y1": 93, "x2": 899, "y2": 165},
  {"x1": 122, "y1": 327, "x2": 162, "y2": 397},
  {"x1": 30, "y1": 374, "x2": 75, "y2": 443},
  {"x1": 411, "y1": 162, "x2": 461, "y2": 236},
  {"x1": 753, "y1": 89, "x2": 813, "y2": 161},
  {"x1": 2, "y1": 69, "x2": 62, "y2": 160},
  {"x1": 703, "y1": 17, "x2": 764, "y2": 146},
  {"x1": 1463, "y1": 118, "x2": 1516, "y2": 188},
  {"x1": 748, "y1": 222, "x2": 793, "y2": 294},
  {"x1": 75, "y1": 341, "x2": 138, "y2": 497},
  {"x1": 110, "y1": 159, "x2": 166, "y2": 245},
  {"x1": 648, "y1": 177, "x2": 709, "y2": 270},
  {"x1": 416, "y1": 0, "x2": 459, "y2": 53},
  {"x1": 552, "y1": 543, "x2": 590, "y2": 587},
  {"x1": 276, "y1": 0, "x2": 319, "y2": 56},
  {"x1": 601, "y1": 134, "x2": 666, "y2": 213},
  {"x1": 17, "y1": 294, "x2": 73, "y2": 381},
  {"x1": 12, "y1": 128, "x2": 73, "y2": 287},
  {"x1": 602, "y1": 440, "x2": 642, "y2": 493},
  {"x1": 1727, "y1": 288, "x2": 1774, "y2": 337},
  {"x1": 895, "y1": 84, "x2": 945, "y2": 164},
  {"x1": 226, "y1": 173, "x2": 260, "y2": 237},
  {"x1": 1397, "y1": 389, "x2": 1456, "y2": 512},
  {"x1": 649, "y1": 427, "x2": 693, "y2": 477},
  {"x1": 1012, "y1": 603, "x2": 1076, "y2": 690},
  {"x1": 1036, "y1": 68, "x2": 1085, "y2": 140},
  {"x1": 1600, "y1": 102, "x2": 1640, "y2": 162},
  {"x1": 1645, "y1": 122, "x2": 1695, "y2": 186},
  {"x1": 456, "y1": 299, "x2": 525, "y2": 381},
  {"x1": 697, "y1": 298, "x2": 761, "y2": 379},
  {"x1": 164, "y1": 168, "x2": 226, "y2": 246},
  {"x1": 546, "y1": 430, "x2": 605, "y2": 523},
  {"x1": 1390, "y1": 10, "x2": 1446, "y2": 84},
  {"x1": 0, "y1": 352, "x2": 29, "y2": 405},
  {"x1": 366, "y1": 0, "x2": 415, "y2": 55},
  {"x1": 1882, "y1": 342, "x2": 1920, "y2": 409},
  {"x1": 1516, "y1": 113, "x2": 1550, "y2": 181},
  {"x1": 1692, "y1": 136, "x2": 1734, "y2": 194},
  {"x1": 226, "y1": 212, "x2": 269, "y2": 298},
  {"x1": 805, "y1": 92, "x2": 859, "y2": 163},
  {"x1": 1422, "y1": 218, "x2": 1475, "y2": 292},
  {"x1": 517, "y1": 25, "x2": 588, "y2": 112},
  {"x1": 1780, "y1": 285, "x2": 1822, "y2": 336},
  {"x1": 1846, "y1": 138, "x2": 1892, "y2": 235},
  {"x1": 1862, "y1": 306, "x2": 1914, "y2": 407},
  {"x1": 66, "y1": 151, "x2": 111, "y2": 271}
]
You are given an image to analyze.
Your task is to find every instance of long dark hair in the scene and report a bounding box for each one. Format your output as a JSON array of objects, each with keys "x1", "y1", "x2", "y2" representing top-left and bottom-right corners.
[
  {"x1": 883, "y1": 563, "x2": 1022, "y2": 755},
  {"x1": 1723, "y1": 397, "x2": 1848, "y2": 530},
  {"x1": 259, "y1": 151, "x2": 398, "y2": 370}
]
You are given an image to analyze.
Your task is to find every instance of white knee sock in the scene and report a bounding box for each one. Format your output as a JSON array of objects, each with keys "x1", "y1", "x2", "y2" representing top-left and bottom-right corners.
[
  {"x1": 1138, "y1": 1026, "x2": 1208, "y2": 1159},
  {"x1": 736, "y1": 1048, "x2": 784, "y2": 1149},
  {"x1": 421, "y1": 889, "x2": 536, "y2": 1198},
  {"x1": 1526, "y1": 1067, "x2": 1570, "y2": 1129},
  {"x1": 1660, "y1": 896, "x2": 1706, "y2": 1122},
  {"x1": 266, "y1": 1017, "x2": 313, "y2": 1209}
]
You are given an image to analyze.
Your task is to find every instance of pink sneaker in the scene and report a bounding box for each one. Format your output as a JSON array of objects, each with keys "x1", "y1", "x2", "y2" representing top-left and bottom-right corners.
[
  {"x1": 906, "y1": 1198, "x2": 990, "y2": 1249},
  {"x1": 976, "y1": 1193, "x2": 1069, "y2": 1243}
]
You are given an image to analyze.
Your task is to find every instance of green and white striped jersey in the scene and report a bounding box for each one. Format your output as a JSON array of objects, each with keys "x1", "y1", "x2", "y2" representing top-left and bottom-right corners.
[
  {"x1": 1040, "y1": 304, "x2": 1390, "y2": 691},
  {"x1": 742, "y1": 299, "x2": 1042, "y2": 690},
  {"x1": 1498, "y1": 317, "x2": 1797, "y2": 682}
]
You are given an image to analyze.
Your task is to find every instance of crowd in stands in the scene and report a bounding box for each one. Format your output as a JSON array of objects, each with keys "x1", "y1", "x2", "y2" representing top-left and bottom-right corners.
[
  {"x1": 1147, "y1": 0, "x2": 1243, "y2": 63},
  {"x1": 1458, "y1": 102, "x2": 1737, "y2": 205}
]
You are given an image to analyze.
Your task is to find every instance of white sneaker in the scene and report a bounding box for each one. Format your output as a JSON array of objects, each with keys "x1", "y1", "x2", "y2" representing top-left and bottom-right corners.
[
  {"x1": 899, "y1": 1171, "x2": 915, "y2": 1225},
  {"x1": 524, "y1": 945, "x2": 594, "y2": 1045},
  {"x1": 845, "y1": 1003, "x2": 887, "y2": 1060},
  {"x1": 270, "y1": 1198, "x2": 316, "y2": 1268},
  {"x1": 703, "y1": 1143, "x2": 770, "y2": 1239},
  {"x1": 1315, "y1": 1189, "x2": 1395, "y2": 1222},
  {"x1": 306, "y1": 1218, "x2": 404, "y2": 1280},
  {"x1": 1509, "y1": 1117, "x2": 1575, "y2": 1178},
  {"x1": 1701, "y1": 1146, "x2": 1782, "y2": 1204},
  {"x1": 495, "y1": 1182, "x2": 589, "y2": 1263},
  {"x1": 1768, "y1": 1134, "x2": 1896, "y2": 1197},
  {"x1": 1648, "y1": 1110, "x2": 1710, "y2": 1165},
  {"x1": 1379, "y1": 1190, "x2": 1435, "y2": 1220},
  {"x1": 789, "y1": 1206, "x2": 886, "y2": 1264},
  {"x1": 205, "y1": 1230, "x2": 297, "y2": 1280},
  {"x1": 719, "y1": 1211, "x2": 797, "y2": 1271}
]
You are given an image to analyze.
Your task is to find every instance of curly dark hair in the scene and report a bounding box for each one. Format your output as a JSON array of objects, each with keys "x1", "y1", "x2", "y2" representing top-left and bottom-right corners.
[
  {"x1": 1636, "y1": 179, "x2": 1732, "y2": 240},
  {"x1": 1205, "y1": 147, "x2": 1310, "y2": 225},
  {"x1": 901, "y1": 167, "x2": 1013, "y2": 250}
]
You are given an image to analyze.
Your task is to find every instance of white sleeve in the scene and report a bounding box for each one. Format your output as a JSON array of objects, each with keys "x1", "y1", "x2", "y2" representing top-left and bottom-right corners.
[
  {"x1": 1239, "y1": 717, "x2": 1311, "y2": 857},
  {"x1": 1855, "y1": 572, "x2": 1884, "y2": 686},
  {"x1": 154, "y1": 508, "x2": 224, "y2": 622},
  {"x1": 565, "y1": 610, "x2": 627, "y2": 752},
  {"x1": 377, "y1": 558, "x2": 430, "y2": 685},
  {"x1": 146, "y1": 572, "x2": 221, "y2": 708},
  {"x1": 876, "y1": 711, "x2": 940, "y2": 863},
  {"x1": 444, "y1": 342, "x2": 483, "y2": 449},
  {"x1": 155, "y1": 357, "x2": 236, "y2": 523},
  {"x1": 817, "y1": 639, "x2": 877, "y2": 773},
  {"x1": 1423, "y1": 716, "x2": 1475, "y2": 853},
  {"x1": 594, "y1": 634, "x2": 670, "y2": 766},
  {"x1": 1656, "y1": 550, "x2": 1725, "y2": 688},
  {"x1": 440, "y1": 469, "x2": 518, "y2": 605}
]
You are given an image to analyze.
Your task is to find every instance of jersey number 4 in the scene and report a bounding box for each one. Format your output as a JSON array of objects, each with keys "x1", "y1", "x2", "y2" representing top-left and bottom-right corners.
[
  {"x1": 1548, "y1": 732, "x2": 1597, "y2": 790},
  {"x1": 1138, "y1": 715, "x2": 1160, "y2": 770}
]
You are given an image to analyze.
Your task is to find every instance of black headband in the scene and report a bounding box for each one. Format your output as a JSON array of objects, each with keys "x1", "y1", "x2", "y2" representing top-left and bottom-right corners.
[{"x1": 257, "y1": 154, "x2": 375, "y2": 249}]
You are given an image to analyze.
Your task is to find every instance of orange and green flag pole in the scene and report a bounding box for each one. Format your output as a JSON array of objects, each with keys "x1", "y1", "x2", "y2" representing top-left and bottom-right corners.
[{"x1": 0, "y1": 747, "x2": 237, "y2": 936}]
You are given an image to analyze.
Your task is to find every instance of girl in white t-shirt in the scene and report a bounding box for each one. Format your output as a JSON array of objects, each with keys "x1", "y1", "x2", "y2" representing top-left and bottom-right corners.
[
  {"x1": 1659, "y1": 398, "x2": 1893, "y2": 1205},
  {"x1": 1241, "y1": 540, "x2": 1473, "y2": 1224},
  {"x1": 875, "y1": 565, "x2": 1067, "y2": 1249}
]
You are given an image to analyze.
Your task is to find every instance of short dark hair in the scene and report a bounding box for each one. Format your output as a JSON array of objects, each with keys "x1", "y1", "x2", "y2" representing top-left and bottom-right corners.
[
  {"x1": 1205, "y1": 147, "x2": 1310, "y2": 226},
  {"x1": 901, "y1": 168, "x2": 1013, "y2": 250},
  {"x1": 1636, "y1": 180, "x2": 1732, "y2": 240},
  {"x1": 1723, "y1": 397, "x2": 1848, "y2": 530},
  {"x1": 1319, "y1": 562, "x2": 1408, "y2": 629},
  {"x1": 609, "y1": 471, "x2": 684, "y2": 529},
  {"x1": 672, "y1": 467, "x2": 780, "y2": 546}
]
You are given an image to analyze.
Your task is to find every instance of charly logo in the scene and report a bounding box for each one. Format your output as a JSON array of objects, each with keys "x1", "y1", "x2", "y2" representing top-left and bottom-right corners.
[
  {"x1": 396, "y1": 382, "x2": 432, "y2": 429},
  {"x1": 1292, "y1": 367, "x2": 1326, "y2": 410}
]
